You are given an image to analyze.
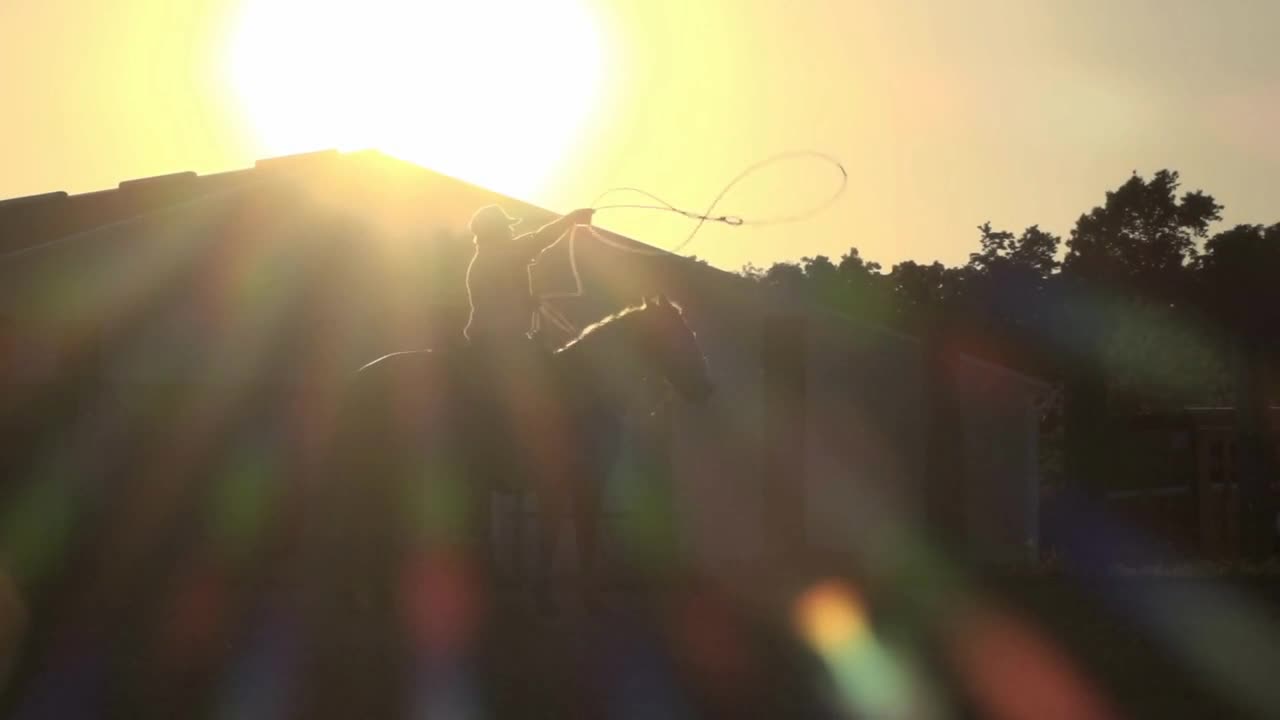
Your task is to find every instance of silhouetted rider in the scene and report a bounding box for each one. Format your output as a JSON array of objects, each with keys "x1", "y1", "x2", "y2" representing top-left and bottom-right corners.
[{"x1": 464, "y1": 204, "x2": 594, "y2": 354}]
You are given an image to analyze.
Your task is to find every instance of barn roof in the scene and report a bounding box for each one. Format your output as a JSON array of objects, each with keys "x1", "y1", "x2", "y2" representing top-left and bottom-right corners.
[
  {"x1": 0, "y1": 149, "x2": 534, "y2": 259},
  {"x1": 0, "y1": 148, "x2": 707, "y2": 289}
]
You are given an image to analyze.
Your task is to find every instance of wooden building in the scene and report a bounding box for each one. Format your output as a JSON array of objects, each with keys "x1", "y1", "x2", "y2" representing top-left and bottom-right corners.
[{"x1": 1106, "y1": 407, "x2": 1280, "y2": 559}]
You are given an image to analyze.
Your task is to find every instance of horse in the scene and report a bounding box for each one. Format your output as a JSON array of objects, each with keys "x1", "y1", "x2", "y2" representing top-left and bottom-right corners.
[{"x1": 332, "y1": 294, "x2": 713, "y2": 615}]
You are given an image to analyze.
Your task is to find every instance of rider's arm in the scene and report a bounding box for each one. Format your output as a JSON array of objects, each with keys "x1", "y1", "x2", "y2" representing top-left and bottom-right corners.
[{"x1": 514, "y1": 209, "x2": 594, "y2": 260}]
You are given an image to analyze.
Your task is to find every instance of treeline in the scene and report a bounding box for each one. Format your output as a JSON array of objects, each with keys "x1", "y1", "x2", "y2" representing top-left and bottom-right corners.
[{"x1": 739, "y1": 169, "x2": 1280, "y2": 556}]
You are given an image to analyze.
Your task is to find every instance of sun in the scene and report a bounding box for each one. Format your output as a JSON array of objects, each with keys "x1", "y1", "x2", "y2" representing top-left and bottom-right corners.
[{"x1": 227, "y1": 0, "x2": 605, "y2": 198}]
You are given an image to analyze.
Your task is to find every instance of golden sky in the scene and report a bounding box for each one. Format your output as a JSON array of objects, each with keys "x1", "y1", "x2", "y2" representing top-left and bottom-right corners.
[{"x1": 2, "y1": 0, "x2": 1278, "y2": 271}]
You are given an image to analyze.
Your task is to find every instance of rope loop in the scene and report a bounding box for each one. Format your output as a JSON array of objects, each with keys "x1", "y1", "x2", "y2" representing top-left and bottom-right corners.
[
  {"x1": 534, "y1": 149, "x2": 848, "y2": 329},
  {"x1": 588, "y1": 149, "x2": 847, "y2": 254}
]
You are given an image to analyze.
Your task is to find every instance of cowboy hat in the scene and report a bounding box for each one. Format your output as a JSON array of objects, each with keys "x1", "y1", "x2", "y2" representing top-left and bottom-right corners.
[{"x1": 469, "y1": 204, "x2": 521, "y2": 234}]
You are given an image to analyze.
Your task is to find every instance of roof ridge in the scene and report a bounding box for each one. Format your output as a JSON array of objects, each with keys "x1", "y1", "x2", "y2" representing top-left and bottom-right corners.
[
  {"x1": 118, "y1": 171, "x2": 197, "y2": 190},
  {"x1": 0, "y1": 180, "x2": 269, "y2": 265},
  {"x1": 254, "y1": 149, "x2": 340, "y2": 170},
  {"x1": 0, "y1": 190, "x2": 68, "y2": 209}
]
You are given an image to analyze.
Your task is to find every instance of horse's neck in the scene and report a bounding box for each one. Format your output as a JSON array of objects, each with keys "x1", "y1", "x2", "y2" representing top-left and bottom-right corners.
[{"x1": 556, "y1": 313, "x2": 653, "y2": 403}]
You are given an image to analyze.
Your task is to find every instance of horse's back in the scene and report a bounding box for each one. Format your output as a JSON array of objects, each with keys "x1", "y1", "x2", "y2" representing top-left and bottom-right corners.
[
  {"x1": 322, "y1": 348, "x2": 486, "y2": 563},
  {"x1": 339, "y1": 349, "x2": 457, "y2": 467}
]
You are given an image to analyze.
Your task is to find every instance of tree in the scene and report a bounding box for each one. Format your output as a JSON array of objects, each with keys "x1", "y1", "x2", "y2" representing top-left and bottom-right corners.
[
  {"x1": 761, "y1": 261, "x2": 806, "y2": 293},
  {"x1": 801, "y1": 251, "x2": 890, "y2": 322},
  {"x1": 961, "y1": 223, "x2": 1062, "y2": 372},
  {"x1": 800, "y1": 254, "x2": 838, "y2": 282},
  {"x1": 886, "y1": 260, "x2": 964, "y2": 331},
  {"x1": 969, "y1": 222, "x2": 1060, "y2": 278},
  {"x1": 1197, "y1": 223, "x2": 1280, "y2": 343},
  {"x1": 741, "y1": 249, "x2": 892, "y2": 325},
  {"x1": 837, "y1": 247, "x2": 883, "y2": 278},
  {"x1": 740, "y1": 260, "x2": 807, "y2": 292},
  {"x1": 1058, "y1": 171, "x2": 1223, "y2": 506},
  {"x1": 1064, "y1": 169, "x2": 1221, "y2": 296},
  {"x1": 739, "y1": 261, "x2": 765, "y2": 281},
  {"x1": 1197, "y1": 223, "x2": 1280, "y2": 558}
]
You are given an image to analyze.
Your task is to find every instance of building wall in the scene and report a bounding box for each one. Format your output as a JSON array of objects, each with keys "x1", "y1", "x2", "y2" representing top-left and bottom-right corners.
[
  {"x1": 799, "y1": 311, "x2": 1045, "y2": 569},
  {"x1": 667, "y1": 291, "x2": 771, "y2": 577},
  {"x1": 802, "y1": 310, "x2": 928, "y2": 569},
  {"x1": 952, "y1": 357, "x2": 1043, "y2": 564}
]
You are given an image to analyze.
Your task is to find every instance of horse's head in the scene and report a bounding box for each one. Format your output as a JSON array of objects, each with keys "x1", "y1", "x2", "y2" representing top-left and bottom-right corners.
[{"x1": 635, "y1": 294, "x2": 714, "y2": 405}]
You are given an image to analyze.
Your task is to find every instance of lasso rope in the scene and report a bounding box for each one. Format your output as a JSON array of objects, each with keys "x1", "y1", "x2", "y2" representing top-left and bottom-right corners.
[
  {"x1": 530, "y1": 150, "x2": 848, "y2": 336},
  {"x1": 590, "y1": 149, "x2": 848, "y2": 255}
]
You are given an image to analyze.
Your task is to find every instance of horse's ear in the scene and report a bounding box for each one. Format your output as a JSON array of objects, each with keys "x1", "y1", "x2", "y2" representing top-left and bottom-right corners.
[
  {"x1": 655, "y1": 293, "x2": 670, "y2": 306},
  {"x1": 641, "y1": 296, "x2": 650, "y2": 307}
]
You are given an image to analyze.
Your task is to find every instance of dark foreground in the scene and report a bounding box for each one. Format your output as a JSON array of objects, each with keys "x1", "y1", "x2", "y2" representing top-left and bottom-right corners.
[{"x1": 6, "y1": 554, "x2": 1280, "y2": 719}]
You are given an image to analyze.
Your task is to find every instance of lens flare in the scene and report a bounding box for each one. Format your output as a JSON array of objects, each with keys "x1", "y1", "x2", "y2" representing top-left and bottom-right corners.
[
  {"x1": 795, "y1": 579, "x2": 869, "y2": 653},
  {"x1": 947, "y1": 606, "x2": 1118, "y2": 720},
  {"x1": 793, "y1": 579, "x2": 943, "y2": 719}
]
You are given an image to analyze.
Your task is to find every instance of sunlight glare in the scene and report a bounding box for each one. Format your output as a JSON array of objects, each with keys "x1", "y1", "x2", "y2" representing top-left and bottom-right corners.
[{"x1": 227, "y1": 0, "x2": 605, "y2": 198}]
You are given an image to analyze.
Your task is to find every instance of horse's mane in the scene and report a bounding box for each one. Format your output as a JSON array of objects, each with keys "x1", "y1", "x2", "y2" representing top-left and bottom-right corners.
[
  {"x1": 354, "y1": 301, "x2": 685, "y2": 373},
  {"x1": 555, "y1": 299, "x2": 685, "y2": 354}
]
